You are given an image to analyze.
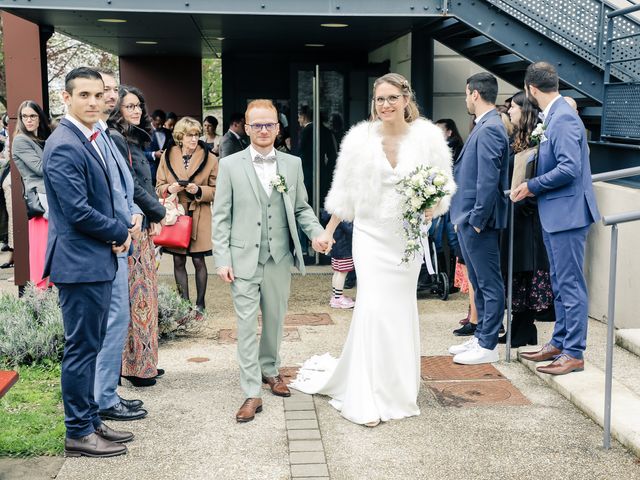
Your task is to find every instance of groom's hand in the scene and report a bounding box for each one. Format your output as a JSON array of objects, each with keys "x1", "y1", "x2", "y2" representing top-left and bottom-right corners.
[
  {"x1": 217, "y1": 266, "x2": 235, "y2": 283},
  {"x1": 312, "y1": 231, "x2": 334, "y2": 255}
]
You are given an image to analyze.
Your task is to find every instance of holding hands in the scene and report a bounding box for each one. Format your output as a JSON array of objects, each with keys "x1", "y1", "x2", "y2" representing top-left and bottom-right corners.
[{"x1": 312, "y1": 231, "x2": 335, "y2": 255}]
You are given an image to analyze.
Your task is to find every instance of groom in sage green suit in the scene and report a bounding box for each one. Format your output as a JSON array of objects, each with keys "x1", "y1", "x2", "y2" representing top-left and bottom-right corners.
[{"x1": 212, "y1": 100, "x2": 327, "y2": 422}]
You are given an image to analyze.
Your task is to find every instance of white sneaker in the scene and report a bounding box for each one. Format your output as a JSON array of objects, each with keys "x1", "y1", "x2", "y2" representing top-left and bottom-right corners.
[
  {"x1": 453, "y1": 343, "x2": 499, "y2": 365},
  {"x1": 448, "y1": 336, "x2": 478, "y2": 356}
]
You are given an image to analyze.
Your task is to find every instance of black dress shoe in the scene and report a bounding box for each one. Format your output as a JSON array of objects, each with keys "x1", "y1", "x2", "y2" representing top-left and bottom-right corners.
[
  {"x1": 0, "y1": 244, "x2": 12, "y2": 252},
  {"x1": 453, "y1": 322, "x2": 477, "y2": 336},
  {"x1": 95, "y1": 422, "x2": 134, "y2": 443},
  {"x1": 99, "y1": 402, "x2": 148, "y2": 421},
  {"x1": 0, "y1": 262, "x2": 14, "y2": 269},
  {"x1": 155, "y1": 368, "x2": 165, "y2": 378},
  {"x1": 119, "y1": 397, "x2": 144, "y2": 409},
  {"x1": 64, "y1": 433, "x2": 127, "y2": 458},
  {"x1": 122, "y1": 375, "x2": 156, "y2": 387}
]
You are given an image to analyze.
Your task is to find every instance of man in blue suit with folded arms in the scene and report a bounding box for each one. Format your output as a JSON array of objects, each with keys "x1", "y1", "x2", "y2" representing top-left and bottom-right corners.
[
  {"x1": 512, "y1": 62, "x2": 600, "y2": 375},
  {"x1": 43, "y1": 67, "x2": 132, "y2": 457},
  {"x1": 449, "y1": 72, "x2": 510, "y2": 365}
]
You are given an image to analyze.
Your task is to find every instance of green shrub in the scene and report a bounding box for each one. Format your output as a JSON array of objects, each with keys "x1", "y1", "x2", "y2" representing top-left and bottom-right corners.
[
  {"x1": 0, "y1": 285, "x2": 64, "y2": 367},
  {"x1": 157, "y1": 284, "x2": 202, "y2": 340}
]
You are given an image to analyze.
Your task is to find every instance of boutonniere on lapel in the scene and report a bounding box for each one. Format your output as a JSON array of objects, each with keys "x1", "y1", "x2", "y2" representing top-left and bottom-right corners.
[
  {"x1": 531, "y1": 123, "x2": 548, "y2": 145},
  {"x1": 270, "y1": 174, "x2": 288, "y2": 193}
]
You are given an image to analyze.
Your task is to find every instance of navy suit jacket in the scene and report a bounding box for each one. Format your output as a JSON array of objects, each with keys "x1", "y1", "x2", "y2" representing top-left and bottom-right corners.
[
  {"x1": 527, "y1": 97, "x2": 600, "y2": 233},
  {"x1": 450, "y1": 109, "x2": 510, "y2": 230},
  {"x1": 43, "y1": 118, "x2": 129, "y2": 283}
]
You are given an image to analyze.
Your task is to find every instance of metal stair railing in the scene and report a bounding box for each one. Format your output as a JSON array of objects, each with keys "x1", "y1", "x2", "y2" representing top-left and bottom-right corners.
[
  {"x1": 602, "y1": 3, "x2": 640, "y2": 140},
  {"x1": 484, "y1": 0, "x2": 640, "y2": 82},
  {"x1": 502, "y1": 165, "x2": 640, "y2": 363},
  {"x1": 601, "y1": 207, "x2": 640, "y2": 449}
]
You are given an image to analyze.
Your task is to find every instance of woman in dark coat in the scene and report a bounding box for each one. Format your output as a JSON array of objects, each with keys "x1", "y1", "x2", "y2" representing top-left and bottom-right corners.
[
  {"x1": 109, "y1": 85, "x2": 166, "y2": 387},
  {"x1": 500, "y1": 91, "x2": 555, "y2": 347}
]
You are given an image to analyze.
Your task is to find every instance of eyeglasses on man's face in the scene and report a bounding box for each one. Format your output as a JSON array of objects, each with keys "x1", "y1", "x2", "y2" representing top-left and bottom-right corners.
[
  {"x1": 248, "y1": 123, "x2": 278, "y2": 132},
  {"x1": 123, "y1": 103, "x2": 144, "y2": 112},
  {"x1": 21, "y1": 114, "x2": 39, "y2": 121},
  {"x1": 374, "y1": 94, "x2": 403, "y2": 106}
]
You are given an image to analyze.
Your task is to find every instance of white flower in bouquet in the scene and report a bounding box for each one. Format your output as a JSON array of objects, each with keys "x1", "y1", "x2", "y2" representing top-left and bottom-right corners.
[
  {"x1": 410, "y1": 196, "x2": 423, "y2": 211},
  {"x1": 433, "y1": 174, "x2": 446, "y2": 187},
  {"x1": 425, "y1": 184, "x2": 437, "y2": 196},
  {"x1": 405, "y1": 187, "x2": 415, "y2": 198},
  {"x1": 410, "y1": 217, "x2": 418, "y2": 225}
]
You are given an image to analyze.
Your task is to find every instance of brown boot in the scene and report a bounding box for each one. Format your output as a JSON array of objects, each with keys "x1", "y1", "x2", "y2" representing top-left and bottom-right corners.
[
  {"x1": 236, "y1": 398, "x2": 263, "y2": 423},
  {"x1": 519, "y1": 343, "x2": 561, "y2": 362},
  {"x1": 262, "y1": 374, "x2": 291, "y2": 397}
]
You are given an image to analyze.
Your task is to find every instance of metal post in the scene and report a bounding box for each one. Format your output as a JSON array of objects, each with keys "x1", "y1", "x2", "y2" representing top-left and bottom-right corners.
[
  {"x1": 505, "y1": 200, "x2": 514, "y2": 362},
  {"x1": 313, "y1": 65, "x2": 321, "y2": 264},
  {"x1": 603, "y1": 223, "x2": 618, "y2": 449}
]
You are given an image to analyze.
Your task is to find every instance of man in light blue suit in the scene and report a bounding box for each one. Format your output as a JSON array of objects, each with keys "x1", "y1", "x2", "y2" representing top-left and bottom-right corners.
[
  {"x1": 93, "y1": 70, "x2": 148, "y2": 422},
  {"x1": 512, "y1": 62, "x2": 600, "y2": 375},
  {"x1": 449, "y1": 72, "x2": 510, "y2": 365}
]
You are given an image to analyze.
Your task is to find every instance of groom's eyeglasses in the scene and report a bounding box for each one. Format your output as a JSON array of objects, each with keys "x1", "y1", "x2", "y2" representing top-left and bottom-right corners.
[
  {"x1": 374, "y1": 95, "x2": 403, "y2": 106},
  {"x1": 248, "y1": 123, "x2": 278, "y2": 132}
]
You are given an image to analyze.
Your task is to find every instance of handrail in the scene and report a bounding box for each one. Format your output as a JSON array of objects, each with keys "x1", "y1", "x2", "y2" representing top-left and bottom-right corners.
[
  {"x1": 600, "y1": 208, "x2": 640, "y2": 449},
  {"x1": 602, "y1": 210, "x2": 640, "y2": 225},
  {"x1": 607, "y1": 3, "x2": 640, "y2": 17}
]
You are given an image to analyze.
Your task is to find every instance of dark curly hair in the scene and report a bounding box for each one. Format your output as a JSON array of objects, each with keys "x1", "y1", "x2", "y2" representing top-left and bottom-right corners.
[
  {"x1": 511, "y1": 91, "x2": 541, "y2": 153},
  {"x1": 107, "y1": 85, "x2": 152, "y2": 147}
]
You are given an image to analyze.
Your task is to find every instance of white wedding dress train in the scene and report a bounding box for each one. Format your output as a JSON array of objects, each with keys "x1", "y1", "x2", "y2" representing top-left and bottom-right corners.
[{"x1": 291, "y1": 167, "x2": 423, "y2": 425}]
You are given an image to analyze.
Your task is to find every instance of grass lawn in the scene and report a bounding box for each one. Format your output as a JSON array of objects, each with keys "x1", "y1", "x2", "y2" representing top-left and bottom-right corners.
[{"x1": 0, "y1": 363, "x2": 64, "y2": 457}]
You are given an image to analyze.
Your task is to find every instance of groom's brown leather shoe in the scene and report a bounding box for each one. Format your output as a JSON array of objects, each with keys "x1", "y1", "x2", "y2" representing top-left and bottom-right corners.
[
  {"x1": 236, "y1": 398, "x2": 263, "y2": 423},
  {"x1": 64, "y1": 432, "x2": 127, "y2": 457},
  {"x1": 537, "y1": 354, "x2": 584, "y2": 375},
  {"x1": 262, "y1": 374, "x2": 291, "y2": 397},
  {"x1": 519, "y1": 343, "x2": 561, "y2": 362}
]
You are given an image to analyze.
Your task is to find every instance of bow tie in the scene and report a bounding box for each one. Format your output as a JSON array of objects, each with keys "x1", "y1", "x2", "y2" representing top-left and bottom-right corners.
[
  {"x1": 89, "y1": 131, "x2": 100, "y2": 142},
  {"x1": 254, "y1": 154, "x2": 276, "y2": 164}
]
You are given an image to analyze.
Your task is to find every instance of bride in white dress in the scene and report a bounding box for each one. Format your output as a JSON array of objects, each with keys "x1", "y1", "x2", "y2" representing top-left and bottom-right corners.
[{"x1": 290, "y1": 73, "x2": 456, "y2": 426}]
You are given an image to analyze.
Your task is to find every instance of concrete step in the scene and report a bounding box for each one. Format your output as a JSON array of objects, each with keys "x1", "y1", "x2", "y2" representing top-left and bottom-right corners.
[
  {"x1": 616, "y1": 329, "x2": 640, "y2": 358},
  {"x1": 518, "y1": 349, "x2": 640, "y2": 458}
]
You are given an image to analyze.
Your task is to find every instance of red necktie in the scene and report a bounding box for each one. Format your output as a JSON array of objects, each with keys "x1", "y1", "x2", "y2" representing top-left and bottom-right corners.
[{"x1": 89, "y1": 131, "x2": 100, "y2": 142}]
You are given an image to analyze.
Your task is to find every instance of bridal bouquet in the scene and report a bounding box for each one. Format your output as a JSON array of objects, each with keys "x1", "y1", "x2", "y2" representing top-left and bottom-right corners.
[{"x1": 396, "y1": 165, "x2": 451, "y2": 264}]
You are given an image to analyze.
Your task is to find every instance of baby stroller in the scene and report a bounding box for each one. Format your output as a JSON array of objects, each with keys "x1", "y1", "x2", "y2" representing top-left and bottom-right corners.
[{"x1": 416, "y1": 217, "x2": 449, "y2": 301}]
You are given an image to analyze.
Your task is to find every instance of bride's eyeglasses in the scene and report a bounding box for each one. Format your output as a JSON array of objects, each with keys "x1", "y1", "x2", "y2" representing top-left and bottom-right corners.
[{"x1": 374, "y1": 95, "x2": 403, "y2": 106}]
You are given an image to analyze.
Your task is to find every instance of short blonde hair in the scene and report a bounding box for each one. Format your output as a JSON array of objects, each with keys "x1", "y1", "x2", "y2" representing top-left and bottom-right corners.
[
  {"x1": 245, "y1": 99, "x2": 278, "y2": 122},
  {"x1": 370, "y1": 73, "x2": 420, "y2": 123},
  {"x1": 172, "y1": 116, "x2": 201, "y2": 145}
]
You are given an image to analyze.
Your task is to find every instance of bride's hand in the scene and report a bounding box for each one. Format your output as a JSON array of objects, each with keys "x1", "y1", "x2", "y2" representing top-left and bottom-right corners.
[
  {"x1": 424, "y1": 207, "x2": 435, "y2": 223},
  {"x1": 312, "y1": 230, "x2": 335, "y2": 255}
]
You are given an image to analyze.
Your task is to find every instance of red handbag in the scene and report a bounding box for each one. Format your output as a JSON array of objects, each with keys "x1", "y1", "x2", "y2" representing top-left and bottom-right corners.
[{"x1": 153, "y1": 215, "x2": 193, "y2": 249}]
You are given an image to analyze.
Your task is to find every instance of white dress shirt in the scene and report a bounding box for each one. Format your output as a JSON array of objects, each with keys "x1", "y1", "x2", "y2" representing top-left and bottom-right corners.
[
  {"x1": 249, "y1": 145, "x2": 278, "y2": 195},
  {"x1": 474, "y1": 108, "x2": 494, "y2": 124},
  {"x1": 64, "y1": 114, "x2": 105, "y2": 167},
  {"x1": 541, "y1": 94, "x2": 563, "y2": 122}
]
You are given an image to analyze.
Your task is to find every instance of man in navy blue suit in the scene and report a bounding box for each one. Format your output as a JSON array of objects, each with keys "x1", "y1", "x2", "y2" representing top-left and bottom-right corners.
[
  {"x1": 43, "y1": 67, "x2": 132, "y2": 457},
  {"x1": 449, "y1": 72, "x2": 510, "y2": 365},
  {"x1": 512, "y1": 62, "x2": 600, "y2": 375}
]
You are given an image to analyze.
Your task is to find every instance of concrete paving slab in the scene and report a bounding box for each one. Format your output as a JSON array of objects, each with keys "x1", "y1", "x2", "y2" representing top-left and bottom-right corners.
[
  {"x1": 289, "y1": 452, "x2": 326, "y2": 464},
  {"x1": 288, "y1": 429, "x2": 321, "y2": 440},
  {"x1": 290, "y1": 463, "x2": 329, "y2": 477}
]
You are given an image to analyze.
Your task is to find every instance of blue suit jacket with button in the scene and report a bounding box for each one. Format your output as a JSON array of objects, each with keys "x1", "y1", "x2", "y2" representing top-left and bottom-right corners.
[
  {"x1": 42, "y1": 118, "x2": 129, "y2": 283},
  {"x1": 449, "y1": 109, "x2": 510, "y2": 230},
  {"x1": 527, "y1": 97, "x2": 600, "y2": 233}
]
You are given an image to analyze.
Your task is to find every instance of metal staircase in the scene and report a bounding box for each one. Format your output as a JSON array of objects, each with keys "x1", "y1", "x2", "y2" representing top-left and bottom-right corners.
[{"x1": 427, "y1": 0, "x2": 640, "y2": 139}]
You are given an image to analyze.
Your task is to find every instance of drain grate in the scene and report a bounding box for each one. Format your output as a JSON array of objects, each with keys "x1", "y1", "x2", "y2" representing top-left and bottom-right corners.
[
  {"x1": 421, "y1": 356, "x2": 505, "y2": 381},
  {"x1": 427, "y1": 380, "x2": 530, "y2": 407},
  {"x1": 258, "y1": 313, "x2": 334, "y2": 326},
  {"x1": 217, "y1": 327, "x2": 301, "y2": 344}
]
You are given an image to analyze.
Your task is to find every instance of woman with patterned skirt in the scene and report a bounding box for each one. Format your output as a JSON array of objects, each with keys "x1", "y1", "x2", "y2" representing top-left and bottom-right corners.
[{"x1": 109, "y1": 85, "x2": 166, "y2": 387}]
